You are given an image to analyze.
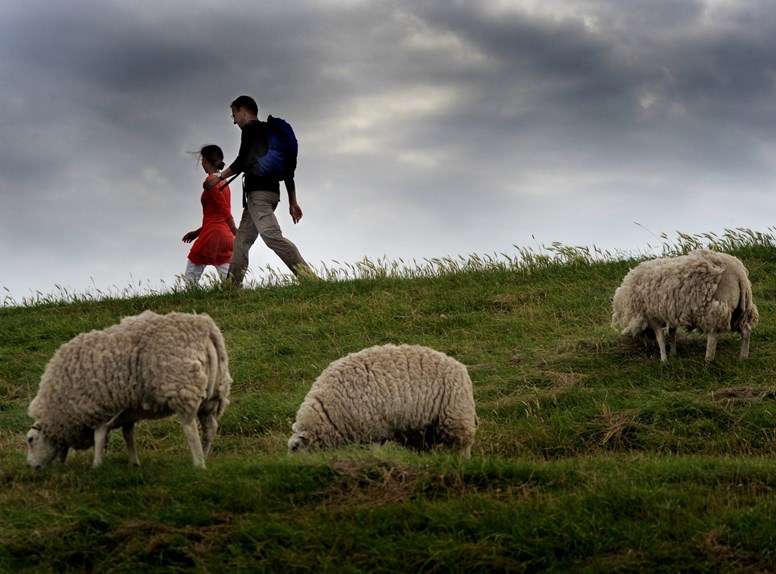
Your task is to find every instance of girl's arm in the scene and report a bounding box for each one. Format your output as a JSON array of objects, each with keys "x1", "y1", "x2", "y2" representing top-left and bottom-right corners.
[{"x1": 182, "y1": 228, "x2": 201, "y2": 243}]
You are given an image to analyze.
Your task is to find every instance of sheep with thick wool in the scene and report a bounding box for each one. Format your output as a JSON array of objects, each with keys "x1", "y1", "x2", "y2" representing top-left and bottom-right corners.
[
  {"x1": 611, "y1": 249, "x2": 758, "y2": 362},
  {"x1": 26, "y1": 310, "x2": 231, "y2": 469},
  {"x1": 288, "y1": 344, "x2": 477, "y2": 456}
]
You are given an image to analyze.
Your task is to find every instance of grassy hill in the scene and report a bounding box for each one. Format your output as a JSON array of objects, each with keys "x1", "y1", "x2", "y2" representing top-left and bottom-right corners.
[{"x1": 2, "y1": 230, "x2": 776, "y2": 572}]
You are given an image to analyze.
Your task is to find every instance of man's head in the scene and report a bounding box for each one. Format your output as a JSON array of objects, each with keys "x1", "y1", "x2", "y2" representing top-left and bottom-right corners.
[{"x1": 230, "y1": 95, "x2": 258, "y2": 128}]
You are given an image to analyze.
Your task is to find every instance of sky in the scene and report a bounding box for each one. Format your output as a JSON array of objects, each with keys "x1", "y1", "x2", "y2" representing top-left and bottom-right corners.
[{"x1": 3, "y1": 0, "x2": 776, "y2": 303}]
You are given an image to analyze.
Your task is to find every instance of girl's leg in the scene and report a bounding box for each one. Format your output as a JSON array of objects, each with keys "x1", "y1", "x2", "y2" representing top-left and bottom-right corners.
[
  {"x1": 184, "y1": 259, "x2": 206, "y2": 286},
  {"x1": 215, "y1": 263, "x2": 230, "y2": 279}
]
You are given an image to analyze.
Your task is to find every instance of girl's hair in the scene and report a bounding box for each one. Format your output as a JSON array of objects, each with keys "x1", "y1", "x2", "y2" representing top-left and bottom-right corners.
[{"x1": 200, "y1": 144, "x2": 225, "y2": 171}]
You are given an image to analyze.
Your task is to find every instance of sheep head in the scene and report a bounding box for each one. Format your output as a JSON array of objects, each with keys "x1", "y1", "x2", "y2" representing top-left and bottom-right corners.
[
  {"x1": 287, "y1": 429, "x2": 312, "y2": 453},
  {"x1": 26, "y1": 424, "x2": 63, "y2": 469}
]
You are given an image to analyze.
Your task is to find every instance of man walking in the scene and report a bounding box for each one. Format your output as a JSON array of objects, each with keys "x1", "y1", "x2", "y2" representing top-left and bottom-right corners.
[{"x1": 211, "y1": 95, "x2": 315, "y2": 285}]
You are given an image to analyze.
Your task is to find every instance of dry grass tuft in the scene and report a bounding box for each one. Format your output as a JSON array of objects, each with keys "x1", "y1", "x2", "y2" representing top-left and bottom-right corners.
[
  {"x1": 326, "y1": 456, "x2": 424, "y2": 507},
  {"x1": 701, "y1": 530, "x2": 771, "y2": 574},
  {"x1": 325, "y1": 455, "x2": 469, "y2": 508},
  {"x1": 708, "y1": 387, "x2": 776, "y2": 403},
  {"x1": 599, "y1": 407, "x2": 643, "y2": 447}
]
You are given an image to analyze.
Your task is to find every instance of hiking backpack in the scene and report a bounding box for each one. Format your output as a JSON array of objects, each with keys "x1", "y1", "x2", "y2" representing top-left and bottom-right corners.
[{"x1": 253, "y1": 115, "x2": 298, "y2": 180}]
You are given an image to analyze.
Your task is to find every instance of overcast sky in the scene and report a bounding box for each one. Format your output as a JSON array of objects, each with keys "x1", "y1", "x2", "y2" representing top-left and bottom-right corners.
[{"x1": 3, "y1": 0, "x2": 776, "y2": 303}]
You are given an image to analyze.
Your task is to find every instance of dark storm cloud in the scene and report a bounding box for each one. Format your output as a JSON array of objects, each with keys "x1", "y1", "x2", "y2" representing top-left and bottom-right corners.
[
  {"x1": 2, "y1": 0, "x2": 776, "y2": 302},
  {"x1": 404, "y1": 1, "x2": 776, "y2": 132}
]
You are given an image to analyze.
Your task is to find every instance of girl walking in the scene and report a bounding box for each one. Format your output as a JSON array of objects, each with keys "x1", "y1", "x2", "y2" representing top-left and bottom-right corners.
[{"x1": 182, "y1": 145, "x2": 238, "y2": 285}]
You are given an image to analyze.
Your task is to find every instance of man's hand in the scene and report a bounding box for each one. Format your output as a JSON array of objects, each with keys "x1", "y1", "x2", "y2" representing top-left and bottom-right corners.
[
  {"x1": 289, "y1": 203, "x2": 303, "y2": 224},
  {"x1": 203, "y1": 175, "x2": 221, "y2": 190}
]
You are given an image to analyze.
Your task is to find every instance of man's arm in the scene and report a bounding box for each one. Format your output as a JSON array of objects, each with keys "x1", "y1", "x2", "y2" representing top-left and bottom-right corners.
[
  {"x1": 285, "y1": 178, "x2": 302, "y2": 224},
  {"x1": 206, "y1": 122, "x2": 266, "y2": 189}
]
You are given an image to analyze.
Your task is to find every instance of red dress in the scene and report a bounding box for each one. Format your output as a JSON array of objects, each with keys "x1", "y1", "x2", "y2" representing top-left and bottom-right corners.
[{"x1": 188, "y1": 178, "x2": 234, "y2": 266}]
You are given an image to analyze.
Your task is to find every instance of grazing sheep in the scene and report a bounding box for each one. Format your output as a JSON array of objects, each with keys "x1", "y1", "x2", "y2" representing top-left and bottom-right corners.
[
  {"x1": 288, "y1": 344, "x2": 477, "y2": 456},
  {"x1": 26, "y1": 310, "x2": 231, "y2": 469},
  {"x1": 611, "y1": 249, "x2": 759, "y2": 362}
]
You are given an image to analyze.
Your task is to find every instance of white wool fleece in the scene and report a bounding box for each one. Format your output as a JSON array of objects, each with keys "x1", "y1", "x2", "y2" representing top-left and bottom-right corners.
[
  {"x1": 28, "y1": 311, "x2": 231, "y2": 452},
  {"x1": 611, "y1": 249, "x2": 759, "y2": 361},
  {"x1": 289, "y1": 344, "x2": 477, "y2": 456}
]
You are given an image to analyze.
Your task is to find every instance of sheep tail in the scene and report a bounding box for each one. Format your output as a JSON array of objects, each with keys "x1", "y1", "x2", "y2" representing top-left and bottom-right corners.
[
  {"x1": 735, "y1": 272, "x2": 759, "y2": 332},
  {"x1": 205, "y1": 333, "x2": 219, "y2": 401},
  {"x1": 204, "y1": 320, "x2": 231, "y2": 417}
]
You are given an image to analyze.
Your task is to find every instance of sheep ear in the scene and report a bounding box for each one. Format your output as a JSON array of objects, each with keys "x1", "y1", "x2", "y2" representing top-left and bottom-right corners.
[{"x1": 26, "y1": 425, "x2": 43, "y2": 449}]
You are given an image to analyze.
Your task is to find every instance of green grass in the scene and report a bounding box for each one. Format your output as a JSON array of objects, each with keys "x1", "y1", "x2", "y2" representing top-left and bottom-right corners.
[{"x1": 3, "y1": 228, "x2": 776, "y2": 572}]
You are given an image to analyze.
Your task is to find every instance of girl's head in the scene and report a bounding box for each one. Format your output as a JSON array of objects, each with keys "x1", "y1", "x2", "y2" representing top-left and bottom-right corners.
[{"x1": 199, "y1": 144, "x2": 225, "y2": 172}]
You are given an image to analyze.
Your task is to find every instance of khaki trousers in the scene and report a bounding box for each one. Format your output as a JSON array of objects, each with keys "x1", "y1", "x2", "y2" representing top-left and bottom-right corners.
[{"x1": 228, "y1": 191, "x2": 309, "y2": 285}]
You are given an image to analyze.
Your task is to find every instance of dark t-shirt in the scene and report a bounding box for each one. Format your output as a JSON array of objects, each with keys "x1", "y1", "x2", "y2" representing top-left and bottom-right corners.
[{"x1": 228, "y1": 120, "x2": 280, "y2": 193}]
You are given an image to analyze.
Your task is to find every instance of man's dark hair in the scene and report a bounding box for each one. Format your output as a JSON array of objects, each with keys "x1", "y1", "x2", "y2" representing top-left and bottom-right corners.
[{"x1": 231, "y1": 95, "x2": 258, "y2": 115}]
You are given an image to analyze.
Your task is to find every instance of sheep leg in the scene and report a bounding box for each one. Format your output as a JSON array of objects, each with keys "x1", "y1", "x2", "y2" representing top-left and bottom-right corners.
[
  {"x1": 651, "y1": 323, "x2": 668, "y2": 363},
  {"x1": 93, "y1": 424, "x2": 110, "y2": 466},
  {"x1": 669, "y1": 327, "x2": 678, "y2": 357},
  {"x1": 198, "y1": 411, "x2": 218, "y2": 458},
  {"x1": 122, "y1": 422, "x2": 140, "y2": 466},
  {"x1": 178, "y1": 414, "x2": 206, "y2": 468},
  {"x1": 740, "y1": 326, "x2": 751, "y2": 358},
  {"x1": 705, "y1": 332, "x2": 718, "y2": 362},
  {"x1": 93, "y1": 410, "x2": 129, "y2": 466}
]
